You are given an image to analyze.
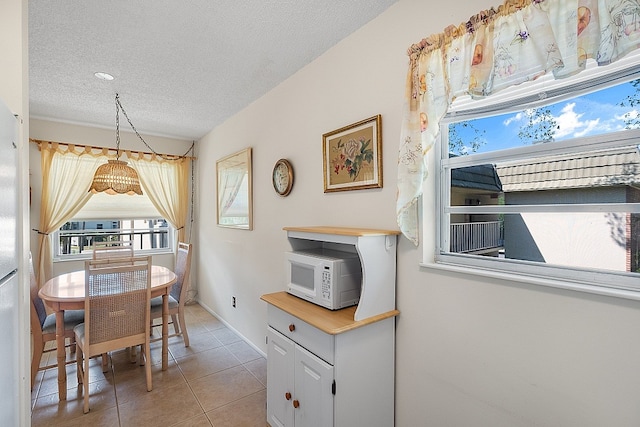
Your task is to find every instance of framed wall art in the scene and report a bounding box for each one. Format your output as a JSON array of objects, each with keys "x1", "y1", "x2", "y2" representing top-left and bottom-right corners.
[
  {"x1": 216, "y1": 147, "x2": 253, "y2": 230},
  {"x1": 322, "y1": 114, "x2": 382, "y2": 192}
]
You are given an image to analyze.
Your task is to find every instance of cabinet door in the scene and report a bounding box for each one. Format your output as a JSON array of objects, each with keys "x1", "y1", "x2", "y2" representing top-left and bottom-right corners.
[
  {"x1": 267, "y1": 327, "x2": 295, "y2": 427},
  {"x1": 294, "y1": 344, "x2": 334, "y2": 427}
]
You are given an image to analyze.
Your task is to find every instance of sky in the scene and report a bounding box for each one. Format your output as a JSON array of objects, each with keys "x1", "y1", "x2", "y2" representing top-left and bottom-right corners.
[{"x1": 449, "y1": 79, "x2": 639, "y2": 155}]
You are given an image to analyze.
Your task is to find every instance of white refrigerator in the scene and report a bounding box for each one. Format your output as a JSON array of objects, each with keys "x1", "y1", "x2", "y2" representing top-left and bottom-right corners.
[{"x1": 0, "y1": 97, "x2": 20, "y2": 425}]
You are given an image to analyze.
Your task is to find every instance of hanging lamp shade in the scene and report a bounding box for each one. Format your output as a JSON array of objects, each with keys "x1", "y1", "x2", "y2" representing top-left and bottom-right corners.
[
  {"x1": 89, "y1": 93, "x2": 143, "y2": 195},
  {"x1": 89, "y1": 159, "x2": 142, "y2": 195}
]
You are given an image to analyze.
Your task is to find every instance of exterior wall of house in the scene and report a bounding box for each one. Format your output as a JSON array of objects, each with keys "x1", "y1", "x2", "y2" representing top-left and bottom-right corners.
[
  {"x1": 450, "y1": 188, "x2": 501, "y2": 222},
  {"x1": 629, "y1": 186, "x2": 640, "y2": 272},
  {"x1": 504, "y1": 188, "x2": 629, "y2": 271}
]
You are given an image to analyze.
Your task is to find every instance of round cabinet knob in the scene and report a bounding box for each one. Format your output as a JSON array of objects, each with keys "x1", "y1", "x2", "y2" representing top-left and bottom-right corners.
[
  {"x1": 293, "y1": 399, "x2": 300, "y2": 409},
  {"x1": 288, "y1": 324, "x2": 295, "y2": 332},
  {"x1": 285, "y1": 392, "x2": 292, "y2": 401}
]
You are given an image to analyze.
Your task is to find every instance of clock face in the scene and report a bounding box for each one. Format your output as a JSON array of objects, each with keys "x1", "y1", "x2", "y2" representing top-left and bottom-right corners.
[{"x1": 272, "y1": 159, "x2": 293, "y2": 196}]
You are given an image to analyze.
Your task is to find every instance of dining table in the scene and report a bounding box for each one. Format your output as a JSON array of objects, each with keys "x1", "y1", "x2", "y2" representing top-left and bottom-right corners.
[{"x1": 38, "y1": 265, "x2": 177, "y2": 401}]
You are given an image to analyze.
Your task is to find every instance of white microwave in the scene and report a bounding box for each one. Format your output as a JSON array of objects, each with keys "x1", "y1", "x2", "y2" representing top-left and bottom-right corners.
[{"x1": 285, "y1": 248, "x2": 362, "y2": 310}]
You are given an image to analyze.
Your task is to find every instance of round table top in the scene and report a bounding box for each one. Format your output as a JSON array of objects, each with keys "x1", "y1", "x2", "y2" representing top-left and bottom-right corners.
[{"x1": 39, "y1": 265, "x2": 176, "y2": 304}]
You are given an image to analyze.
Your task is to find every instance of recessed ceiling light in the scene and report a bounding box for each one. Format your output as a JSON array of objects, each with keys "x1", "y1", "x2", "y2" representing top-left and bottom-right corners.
[{"x1": 94, "y1": 72, "x2": 114, "y2": 81}]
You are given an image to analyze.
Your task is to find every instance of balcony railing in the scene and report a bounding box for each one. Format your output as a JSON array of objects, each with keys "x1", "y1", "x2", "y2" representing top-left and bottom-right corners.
[
  {"x1": 450, "y1": 221, "x2": 503, "y2": 253},
  {"x1": 58, "y1": 228, "x2": 170, "y2": 256}
]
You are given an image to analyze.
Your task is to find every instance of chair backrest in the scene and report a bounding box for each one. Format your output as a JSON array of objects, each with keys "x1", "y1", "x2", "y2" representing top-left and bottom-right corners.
[
  {"x1": 92, "y1": 240, "x2": 134, "y2": 260},
  {"x1": 171, "y1": 242, "x2": 192, "y2": 303},
  {"x1": 84, "y1": 256, "x2": 151, "y2": 346},
  {"x1": 29, "y1": 253, "x2": 47, "y2": 331},
  {"x1": 86, "y1": 256, "x2": 137, "y2": 269}
]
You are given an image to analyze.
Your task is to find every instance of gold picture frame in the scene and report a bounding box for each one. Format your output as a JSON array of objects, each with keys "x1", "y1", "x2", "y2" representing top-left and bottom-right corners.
[
  {"x1": 322, "y1": 115, "x2": 382, "y2": 192},
  {"x1": 216, "y1": 147, "x2": 253, "y2": 230}
]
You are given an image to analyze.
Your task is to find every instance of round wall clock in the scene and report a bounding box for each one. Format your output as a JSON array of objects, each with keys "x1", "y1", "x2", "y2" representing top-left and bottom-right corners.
[{"x1": 272, "y1": 158, "x2": 294, "y2": 196}]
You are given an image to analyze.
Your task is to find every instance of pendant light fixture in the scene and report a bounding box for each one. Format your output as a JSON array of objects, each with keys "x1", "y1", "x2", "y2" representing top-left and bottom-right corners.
[{"x1": 89, "y1": 93, "x2": 143, "y2": 195}]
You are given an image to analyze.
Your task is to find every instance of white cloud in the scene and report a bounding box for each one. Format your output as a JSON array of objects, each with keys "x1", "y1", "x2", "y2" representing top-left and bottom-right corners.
[
  {"x1": 554, "y1": 103, "x2": 582, "y2": 137},
  {"x1": 502, "y1": 99, "x2": 631, "y2": 141},
  {"x1": 615, "y1": 109, "x2": 640, "y2": 129},
  {"x1": 573, "y1": 119, "x2": 601, "y2": 137},
  {"x1": 503, "y1": 112, "x2": 523, "y2": 126},
  {"x1": 553, "y1": 102, "x2": 609, "y2": 139}
]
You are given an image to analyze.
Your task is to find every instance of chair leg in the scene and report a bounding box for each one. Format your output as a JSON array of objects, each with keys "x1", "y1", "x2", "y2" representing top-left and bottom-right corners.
[
  {"x1": 178, "y1": 310, "x2": 190, "y2": 347},
  {"x1": 138, "y1": 344, "x2": 145, "y2": 366},
  {"x1": 102, "y1": 353, "x2": 109, "y2": 373},
  {"x1": 69, "y1": 335, "x2": 77, "y2": 354},
  {"x1": 31, "y1": 340, "x2": 44, "y2": 389},
  {"x1": 76, "y1": 344, "x2": 83, "y2": 384},
  {"x1": 144, "y1": 341, "x2": 152, "y2": 392},
  {"x1": 171, "y1": 314, "x2": 180, "y2": 334},
  {"x1": 83, "y1": 351, "x2": 90, "y2": 414}
]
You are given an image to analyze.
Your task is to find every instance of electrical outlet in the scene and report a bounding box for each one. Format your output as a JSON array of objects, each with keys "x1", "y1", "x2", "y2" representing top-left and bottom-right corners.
[{"x1": 232, "y1": 296, "x2": 236, "y2": 308}]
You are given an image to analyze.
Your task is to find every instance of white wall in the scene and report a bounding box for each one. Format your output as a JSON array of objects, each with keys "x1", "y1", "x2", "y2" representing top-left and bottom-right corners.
[
  {"x1": 29, "y1": 119, "x2": 193, "y2": 276},
  {"x1": 195, "y1": 0, "x2": 640, "y2": 426}
]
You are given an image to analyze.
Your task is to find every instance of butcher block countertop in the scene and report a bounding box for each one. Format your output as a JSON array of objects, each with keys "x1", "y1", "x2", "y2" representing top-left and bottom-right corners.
[{"x1": 261, "y1": 291, "x2": 399, "y2": 335}]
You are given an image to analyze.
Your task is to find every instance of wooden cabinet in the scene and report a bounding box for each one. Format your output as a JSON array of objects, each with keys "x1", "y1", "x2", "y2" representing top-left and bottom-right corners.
[
  {"x1": 267, "y1": 325, "x2": 334, "y2": 427},
  {"x1": 262, "y1": 226, "x2": 400, "y2": 427},
  {"x1": 264, "y1": 299, "x2": 397, "y2": 427}
]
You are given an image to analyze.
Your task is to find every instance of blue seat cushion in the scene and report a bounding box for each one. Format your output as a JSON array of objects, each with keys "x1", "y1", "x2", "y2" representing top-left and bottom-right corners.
[
  {"x1": 150, "y1": 295, "x2": 179, "y2": 314},
  {"x1": 41, "y1": 310, "x2": 85, "y2": 334},
  {"x1": 73, "y1": 323, "x2": 85, "y2": 343}
]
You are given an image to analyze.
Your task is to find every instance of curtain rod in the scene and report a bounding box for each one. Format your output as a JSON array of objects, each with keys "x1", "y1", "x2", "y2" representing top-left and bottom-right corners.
[{"x1": 30, "y1": 138, "x2": 196, "y2": 160}]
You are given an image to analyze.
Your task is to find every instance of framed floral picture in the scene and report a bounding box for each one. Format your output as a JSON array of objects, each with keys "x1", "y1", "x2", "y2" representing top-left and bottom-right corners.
[{"x1": 322, "y1": 114, "x2": 382, "y2": 192}]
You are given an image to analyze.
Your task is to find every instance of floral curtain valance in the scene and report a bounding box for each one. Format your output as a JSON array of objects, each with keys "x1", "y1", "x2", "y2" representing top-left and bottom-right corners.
[{"x1": 397, "y1": 0, "x2": 640, "y2": 245}]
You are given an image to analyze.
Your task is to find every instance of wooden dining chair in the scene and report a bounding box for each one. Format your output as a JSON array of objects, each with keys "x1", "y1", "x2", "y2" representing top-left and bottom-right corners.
[
  {"x1": 92, "y1": 240, "x2": 134, "y2": 261},
  {"x1": 150, "y1": 242, "x2": 192, "y2": 347},
  {"x1": 29, "y1": 253, "x2": 84, "y2": 389},
  {"x1": 75, "y1": 256, "x2": 153, "y2": 413},
  {"x1": 88, "y1": 256, "x2": 144, "y2": 368}
]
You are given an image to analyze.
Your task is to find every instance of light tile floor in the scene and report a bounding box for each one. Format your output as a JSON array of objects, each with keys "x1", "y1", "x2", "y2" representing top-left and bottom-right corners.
[{"x1": 31, "y1": 303, "x2": 268, "y2": 426}]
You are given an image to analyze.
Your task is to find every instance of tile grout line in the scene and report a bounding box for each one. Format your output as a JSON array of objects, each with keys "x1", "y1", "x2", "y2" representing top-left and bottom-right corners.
[{"x1": 105, "y1": 354, "x2": 124, "y2": 427}]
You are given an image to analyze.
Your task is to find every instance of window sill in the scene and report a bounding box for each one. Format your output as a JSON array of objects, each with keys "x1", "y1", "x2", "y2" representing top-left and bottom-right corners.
[{"x1": 419, "y1": 260, "x2": 640, "y2": 302}]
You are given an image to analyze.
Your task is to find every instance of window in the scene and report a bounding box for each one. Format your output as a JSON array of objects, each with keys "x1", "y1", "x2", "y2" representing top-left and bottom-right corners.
[
  {"x1": 435, "y1": 61, "x2": 640, "y2": 293},
  {"x1": 54, "y1": 192, "x2": 174, "y2": 260}
]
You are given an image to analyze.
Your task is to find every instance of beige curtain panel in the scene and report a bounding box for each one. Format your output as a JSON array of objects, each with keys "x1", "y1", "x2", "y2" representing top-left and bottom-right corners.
[
  {"x1": 37, "y1": 142, "x2": 109, "y2": 285},
  {"x1": 128, "y1": 153, "x2": 191, "y2": 244},
  {"x1": 397, "y1": 0, "x2": 640, "y2": 245}
]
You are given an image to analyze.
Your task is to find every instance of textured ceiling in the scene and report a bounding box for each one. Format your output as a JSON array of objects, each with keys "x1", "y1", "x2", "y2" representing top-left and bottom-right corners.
[{"x1": 29, "y1": 1, "x2": 397, "y2": 141}]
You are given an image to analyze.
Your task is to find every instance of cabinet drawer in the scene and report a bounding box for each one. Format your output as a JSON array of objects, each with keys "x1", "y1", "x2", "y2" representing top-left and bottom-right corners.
[{"x1": 268, "y1": 305, "x2": 335, "y2": 364}]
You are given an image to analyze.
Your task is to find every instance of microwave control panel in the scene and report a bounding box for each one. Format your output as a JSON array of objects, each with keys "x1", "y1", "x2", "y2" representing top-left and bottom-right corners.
[{"x1": 321, "y1": 266, "x2": 332, "y2": 301}]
